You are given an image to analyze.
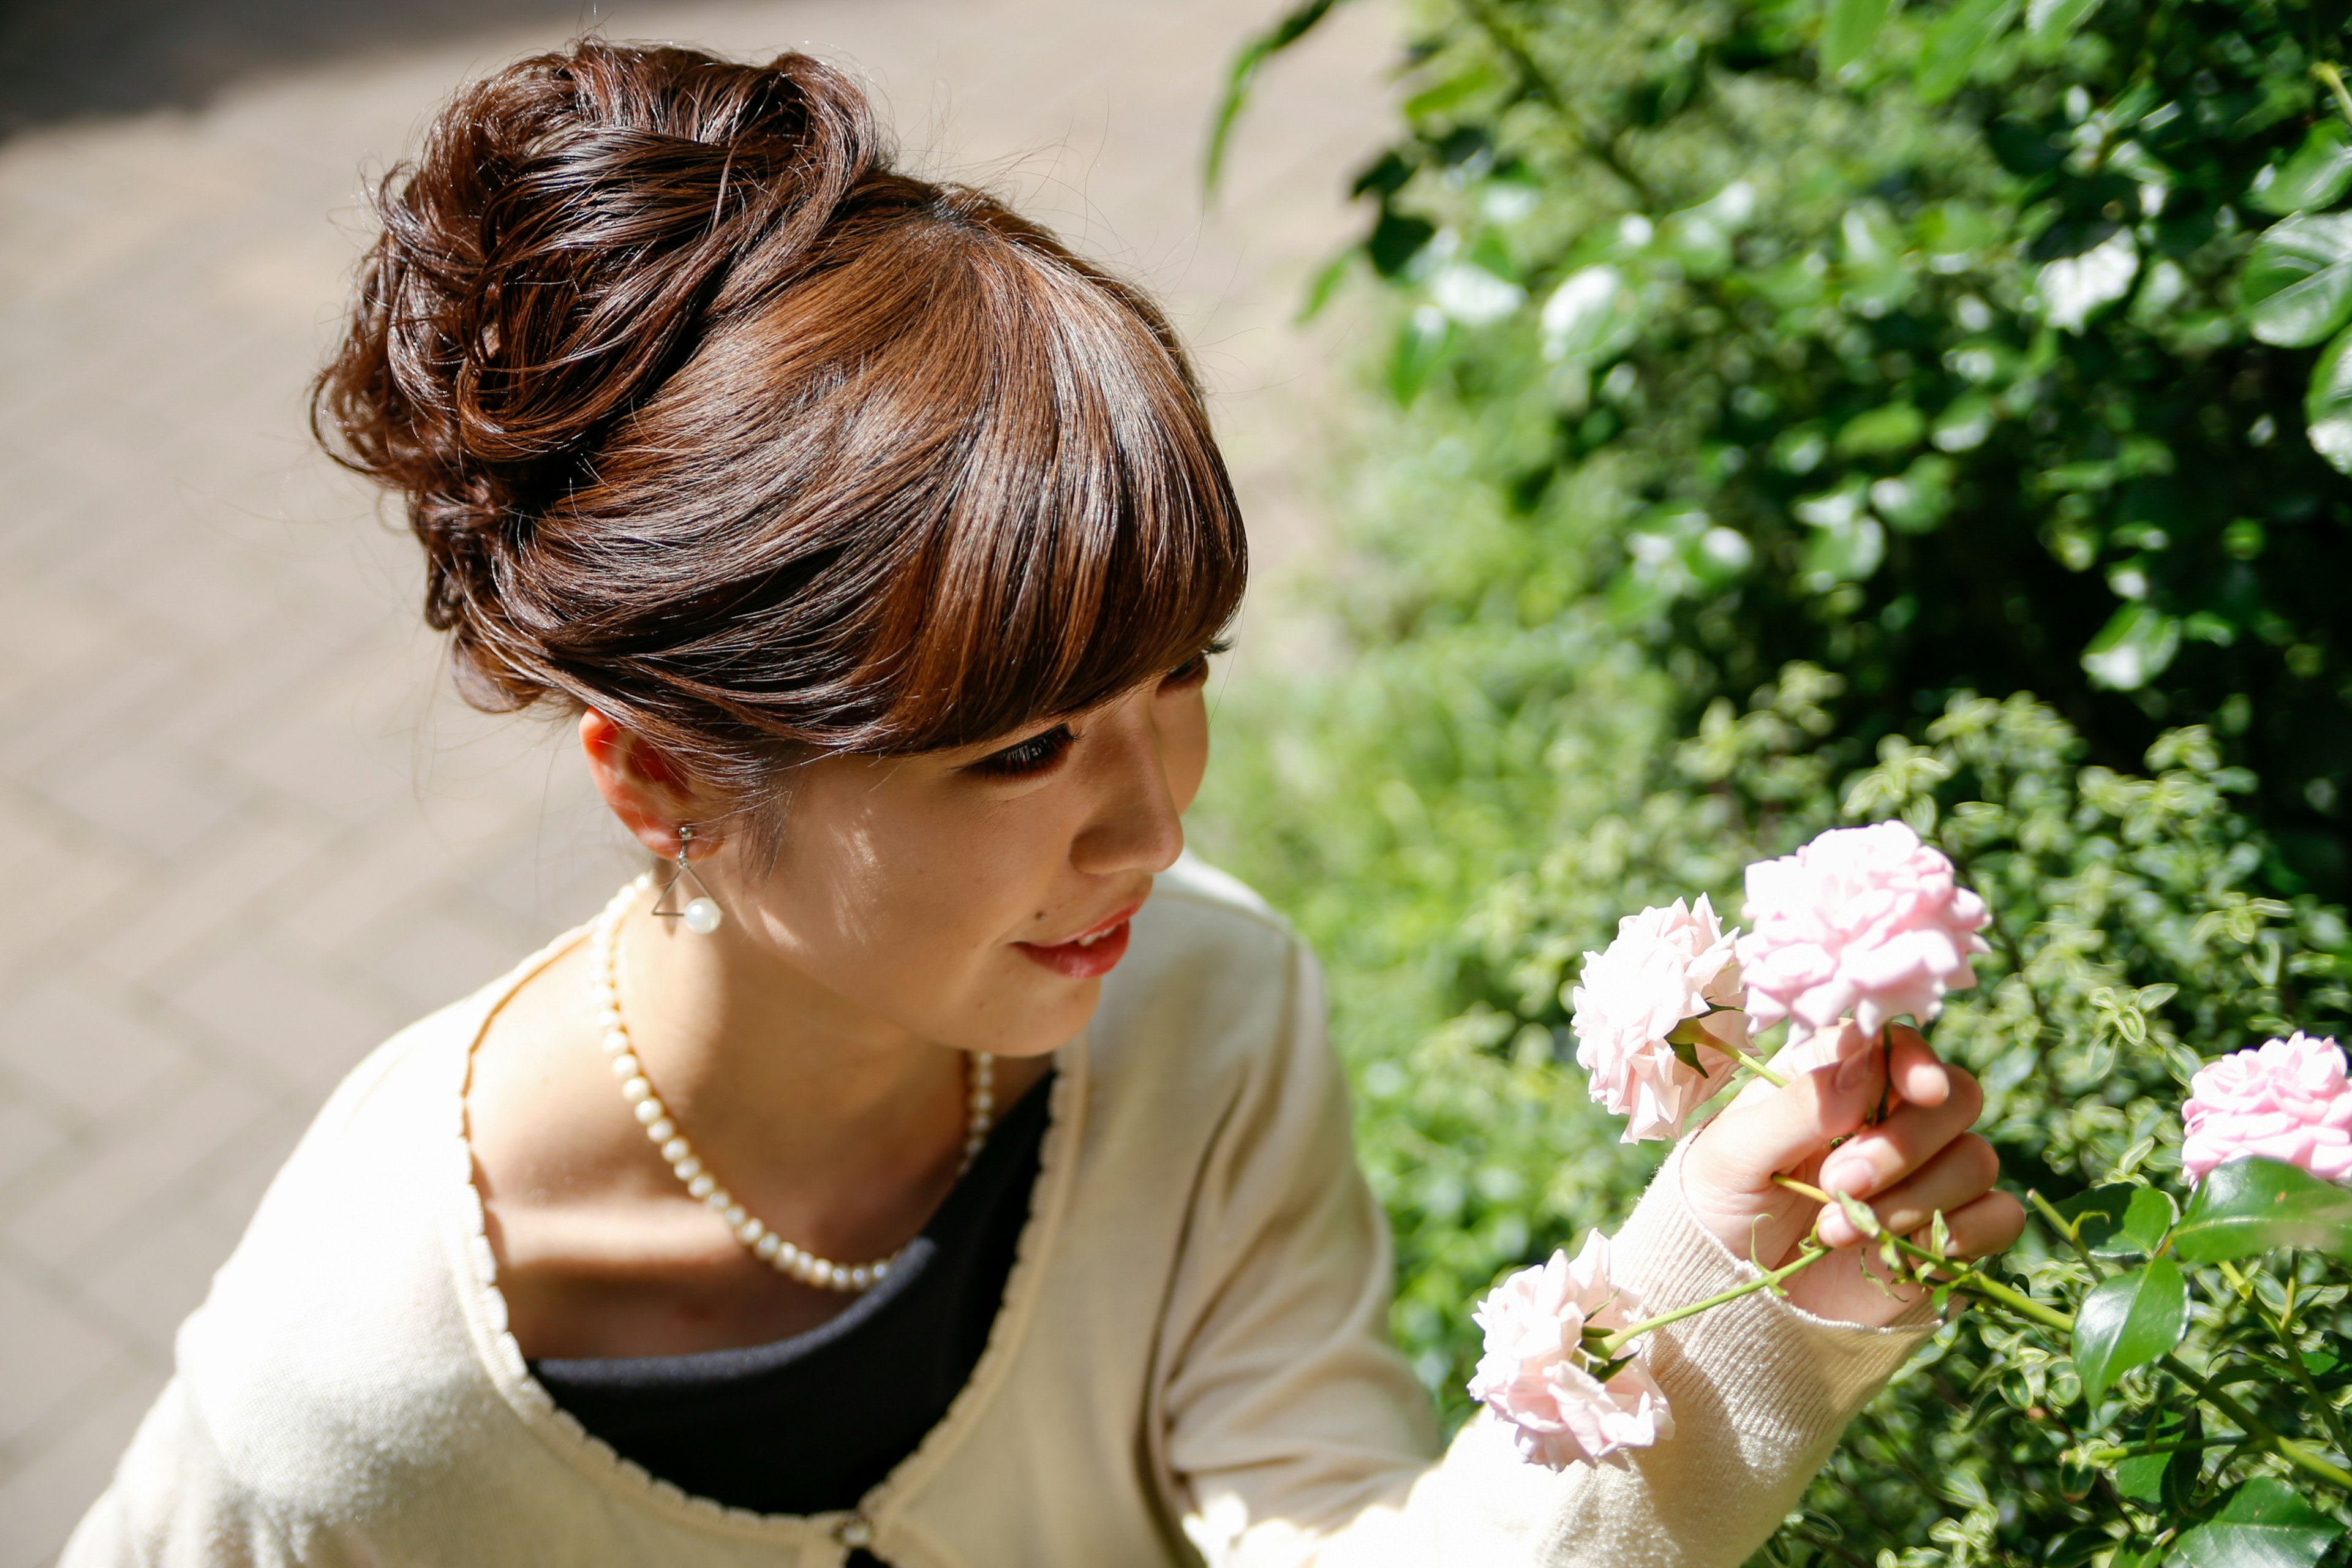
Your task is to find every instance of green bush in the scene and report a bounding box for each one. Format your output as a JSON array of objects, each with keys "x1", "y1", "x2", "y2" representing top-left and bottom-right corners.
[
  {"x1": 1194, "y1": 0, "x2": 2352, "y2": 1556},
  {"x1": 1214, "y1": 0, "x2": 2352, "y2": 894}
]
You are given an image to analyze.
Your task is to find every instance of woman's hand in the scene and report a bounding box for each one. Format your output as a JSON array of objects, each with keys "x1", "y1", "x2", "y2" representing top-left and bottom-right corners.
[{"x1": 1679, "y1": 1023, "x2": 2025, "y2": 1327}]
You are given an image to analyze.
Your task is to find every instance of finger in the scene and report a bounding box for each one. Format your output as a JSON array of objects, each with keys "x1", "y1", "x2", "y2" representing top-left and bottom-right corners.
[
  {"x1": 1885, "y1": 1022, "x2": 1949, "y2": 1109},
  {"x1": 1686, "y1": 1034, "x2": 1886, "y2": 1194},
  {"x1": 1920, "y1": 1189, "x2": 2025, "y2": 1264},
  {"x1": 1816, "y1": 1063, "x2": 1985, "y2": 1202},
  {"x1": 1817, "y1": 1134, "x2": 1999, "y2": 1248}
]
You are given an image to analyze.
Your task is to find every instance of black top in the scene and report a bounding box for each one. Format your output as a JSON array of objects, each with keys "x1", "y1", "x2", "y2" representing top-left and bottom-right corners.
[{"x1": 532, "y1": 1069, "x2": 1053, "y2": 1525}]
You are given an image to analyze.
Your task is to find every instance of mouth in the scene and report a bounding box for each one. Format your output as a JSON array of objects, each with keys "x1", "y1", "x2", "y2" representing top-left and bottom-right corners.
[{"x1": 1013, "y1": 900, "x2": 1144, "y2": 980}]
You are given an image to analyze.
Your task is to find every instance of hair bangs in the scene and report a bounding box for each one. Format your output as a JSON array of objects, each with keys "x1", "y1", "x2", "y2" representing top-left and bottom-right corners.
[{"x1": 858, "y1": 230, "x2": 1246, "y2": 753}]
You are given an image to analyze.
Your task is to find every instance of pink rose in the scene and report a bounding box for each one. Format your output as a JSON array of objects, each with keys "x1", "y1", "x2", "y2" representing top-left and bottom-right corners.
[
  {"x1": 1571, "y1": 897, "x2": 1746, "y2": 1142},
  {"x1": 1467, "y1": 1232, "x2": 1673, "y2": 1468},
  {"x1": 2181, "y1": 1032, "x2": 2352, "y2": 1185},
  {"x1": 1737, "y1": 821, "x2": 1990, "y2": 1055}
]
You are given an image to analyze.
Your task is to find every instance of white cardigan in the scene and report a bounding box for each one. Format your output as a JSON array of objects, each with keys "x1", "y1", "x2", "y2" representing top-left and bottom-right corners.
[{"x1": 64, "y1": 855, "x2": 1931, "y2": 1567}]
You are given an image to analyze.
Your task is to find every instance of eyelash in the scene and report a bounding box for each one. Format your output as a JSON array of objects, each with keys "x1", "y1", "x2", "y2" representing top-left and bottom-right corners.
[
  {"x1": 971, "y1": 725, "x2": 1076, "y2": 780},
  {"x1": 967, "y1": 647, "x2": 1222, "y2": 780}
]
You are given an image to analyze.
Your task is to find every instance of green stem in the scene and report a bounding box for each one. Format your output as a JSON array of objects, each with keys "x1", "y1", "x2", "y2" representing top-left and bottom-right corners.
[
  {"x1": 1767, "y1": 1183, "x2": 2352, "y2": 1491},
  {"x1": 2156, "y1": 1351, "x2": 2352, "y2": 1492},
  {"x1": 1731, "y1": 1048, "x2": 1789, "y2": 1089},
  {"x1": 2317, "y1": 62, "x2": 2352, "y2": 129},
  {"x1": 1453, "y1": 0, "x2": 1656, "y2": 205},
  {"x1": 2026, "y1": 1188, "x2": 2105, "y2": 1275},
  {"x1": 1777, "y1": 1175, "x2": 2080, "y2": 1332},
  {"x1": 2215, "y1": 1258, "x2": 2352, "y2": 1460},
  {"x1": 2076, "y1": 1439, "x2": 2223, "y2": 1463},
  {"x1": 1591, "y1": 1243, "x2": 1830, "y2": 1358}
]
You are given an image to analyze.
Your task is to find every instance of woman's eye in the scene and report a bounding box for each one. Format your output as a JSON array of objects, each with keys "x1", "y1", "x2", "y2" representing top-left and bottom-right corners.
[
  {"x1": 971, "y1": 724, "x2": 1075, "y2": 779},
  {"x1": 1163, "y1": 647, "x2": 1220, "y2": 690}
]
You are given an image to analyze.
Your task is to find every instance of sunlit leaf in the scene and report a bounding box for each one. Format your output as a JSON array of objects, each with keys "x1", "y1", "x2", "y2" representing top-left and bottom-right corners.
[
  {"x1": 2071, "y1": 1258, "x2": 2187, "y2": 1407},
  {"x1": 2242, "y1": 213, "x2": 2352, "y2": 348},
  {"x1": 2040, "y1": 228, "x2": 2140, "y2": 332},
  {"x1": 2081, "y1": 601, "x2": 2179, "y2": 691},
  {"x1": 2167, "y1": 1478, "x2": 2343, "y2": 1568},
  {"x1": 2172, "y1": 1156, "x2": 2352, "y2": 1261},
  {"x1": 2024, "y1": 0, "x2": 2101, "y2": 40},
  {"x1": 2249, "y1": 121, "x2": 2352, "y2": 216},
  {"x1": 1836, "y1": 403, "x2": 1926, "y2": 457},
  {"x1": 1917, "y1": 0, "x2": 2019, "y2": 102},
  {"x1": 2053, "y1": 1184, "x2": 2177, "y2": 1256},
  {"x1": 2304, "y1": 323, "x2": 2352, "y2": 475},
  {"x1": 1389, "y1": 306, "x2": 1456, "y2": 404},
  {"x1": 1540, "y1": 266, "x2": 1640, "y2": 363},
  {"x1": 1204, "y1": 0, "x2": 1351, "y2": 191},
  {"x1": 1823, "y1": 0, "x2": 1895, "y2": 73}
]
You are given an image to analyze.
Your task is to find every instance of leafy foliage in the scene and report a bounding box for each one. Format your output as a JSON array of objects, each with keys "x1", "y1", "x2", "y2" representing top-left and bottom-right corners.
[
  {"x1": 1213, "y1": 0, "x2": 2352, "y2": 894},
  {"x1": 1196, "y1": 0, "x2": 2352, "y2": 1557}
]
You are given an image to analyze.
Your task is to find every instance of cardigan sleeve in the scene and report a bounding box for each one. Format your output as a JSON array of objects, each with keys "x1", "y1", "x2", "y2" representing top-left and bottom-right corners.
[
  {"x1": 59, "y1": 1375, "x2": 301, "y2": 1568},
  {"x1": 1157, "y1": 935, "x2": 1935, "y2": 1568}
]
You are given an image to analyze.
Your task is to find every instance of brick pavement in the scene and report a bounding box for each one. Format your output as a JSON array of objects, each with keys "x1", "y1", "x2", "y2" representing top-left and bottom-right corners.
[{"x1": 0, "y1": 2, "x2": 1391, "y2": 1558}]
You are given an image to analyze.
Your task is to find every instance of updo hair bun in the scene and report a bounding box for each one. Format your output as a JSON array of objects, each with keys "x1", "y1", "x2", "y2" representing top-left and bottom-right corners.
[
  {"x1": 315, "y1": 41, "x2": 1245, "y2": 820},
  {"x1": 319, "y1": 44, "x2": 876, "y2": 628}
]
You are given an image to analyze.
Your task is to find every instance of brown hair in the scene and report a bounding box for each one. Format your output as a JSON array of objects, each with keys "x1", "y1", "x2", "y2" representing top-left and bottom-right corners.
[{"x1": 314, "y1": 40, "x2": 1245, "y2": 824}]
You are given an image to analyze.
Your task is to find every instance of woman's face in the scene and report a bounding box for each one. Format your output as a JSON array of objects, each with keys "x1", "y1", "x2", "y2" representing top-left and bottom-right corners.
[{"x1": 703, "y1": 653, "x2": 1213, "y2": 1057}]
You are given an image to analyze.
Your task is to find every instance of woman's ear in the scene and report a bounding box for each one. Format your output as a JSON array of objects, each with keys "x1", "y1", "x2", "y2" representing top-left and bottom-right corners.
[{"x1": 579, "y1": 710, "x2": 703, "y2": 856}]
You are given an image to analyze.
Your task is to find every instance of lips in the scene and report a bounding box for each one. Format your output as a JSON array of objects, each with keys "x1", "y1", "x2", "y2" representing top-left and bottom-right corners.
[{"x1": 1014, "y1": 901, "x2": 1143, "y2": 980}]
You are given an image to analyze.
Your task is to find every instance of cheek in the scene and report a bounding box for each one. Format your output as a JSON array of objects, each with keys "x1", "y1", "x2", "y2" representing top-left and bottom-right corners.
[
  {"x1": 754, "y1": 785, "x2": 1078, "y2": 1040},
  {"x1": 1163, "y1": 691, "x2": 1210, "y2": 812}
]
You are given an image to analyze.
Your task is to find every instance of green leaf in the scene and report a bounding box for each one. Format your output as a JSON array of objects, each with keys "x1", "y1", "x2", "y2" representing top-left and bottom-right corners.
[
  {"x1": 2250, "y1": 122, "x2": 2352, "y2": 216},
  {"x1": 1540, "y1": 266, "x2": 1640, "y2": 363},
  {"x1": 1916, "y1": 0, "x2": 2019, "y2": 103},
  {"x1": 1836, "y1": 403, "x2": 1926, "y2": 457},
  {"x1": 1823, "y1": 0, "x2": 1895, "y2": 74},
  {"x1": 2081, "y1": 601, "x2": 2180, "y2": 692},
  {"x1": 2071, "y1": 1257, "x2": 2188, "y2": 1408},
  {"x1": 2173, "y1": 1156, "x2": 2352, "y2": 1262},
  {"x1": 2114, "y1": 1451, "x2": 2167, "y2": 1506},
  {"x1": 2167, "y1": 1477, "x2": 2343, "y2": 1568},
  {"x1": 1388, "y1": 306, "x2": 1457, "y2": 405},
  {"x1": 2055, "y1": 1184, "x2": 2177, "y2": 1256},
  {"x1": 1204, "y1": 0, "x2": 1350, "y2": 192},
  {"x1": 2024, "y1": 0, "x2": 2101, "y2": 40},
  {"x1": 2045, "y1": 1527, "x2": 2111, "y2": 1566},
  {"x1": 2242, "y1": 213, "x2": 2352, "y2": 349},
  {"x1": 2304, "y1": 323, "x2": 2352, "y2": 475}
]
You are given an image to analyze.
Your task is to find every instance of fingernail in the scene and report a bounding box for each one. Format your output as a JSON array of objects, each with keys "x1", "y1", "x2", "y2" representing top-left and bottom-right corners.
[
  {"x1": 1835, "y1": 1049, "x2": 1874, "y2": 1094},
  {"x1": 1822, "y1": 1155, "x2": 1870, "y2": 1196}
]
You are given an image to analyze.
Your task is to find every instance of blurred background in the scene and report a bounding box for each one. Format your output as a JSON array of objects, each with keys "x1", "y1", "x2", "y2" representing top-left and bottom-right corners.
[
  {"x1": 0, "y1": 2, "x2": 1390, "y2": 1558},
  {"x1": 10, "y1": 0, "x2": 2352, "y2": 1559}
]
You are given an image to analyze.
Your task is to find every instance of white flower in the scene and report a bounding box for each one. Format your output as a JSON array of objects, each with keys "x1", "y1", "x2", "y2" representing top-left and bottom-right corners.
[
  {"x1": 1467, "y1": 1232, "x2": 1673, "y2": 1468},
  {"x1": 1570, "y1": 896, "x2": 1746, "y2": 1142}
]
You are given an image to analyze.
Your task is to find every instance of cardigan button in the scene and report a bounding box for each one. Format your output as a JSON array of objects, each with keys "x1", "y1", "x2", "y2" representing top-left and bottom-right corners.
[{"x1": 836, "y1": 1515, "x2": 875, "y2": 1549}]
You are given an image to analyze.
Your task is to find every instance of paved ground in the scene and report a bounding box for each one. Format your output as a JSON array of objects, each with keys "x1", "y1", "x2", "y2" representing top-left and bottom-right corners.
[{"x1": 0, "y1": 2, "x2": 1391, "y2": 1558}]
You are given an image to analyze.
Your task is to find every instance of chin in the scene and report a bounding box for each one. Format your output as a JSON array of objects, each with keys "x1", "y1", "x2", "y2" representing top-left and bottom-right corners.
[{"x1": 981, "y1": 979, "x2": 1104, "y2": 1058}]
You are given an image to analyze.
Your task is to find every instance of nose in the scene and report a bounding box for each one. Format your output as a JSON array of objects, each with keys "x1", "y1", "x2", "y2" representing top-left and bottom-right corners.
[{"x1": 1069, "y1": 693, "x2": 1186, "y2": 877}]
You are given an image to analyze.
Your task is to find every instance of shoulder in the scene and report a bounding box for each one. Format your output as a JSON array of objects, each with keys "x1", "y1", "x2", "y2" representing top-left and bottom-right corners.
[
  {"x1": 1085, "y1": 853, "x2": 1329, "y2": 1114},
  {"x1": 168, "y1": 939, "x2": 582, "y2": 1532},
  {"x1": 1127, "y1": 851, "x2": 1305, "y2": 983}
]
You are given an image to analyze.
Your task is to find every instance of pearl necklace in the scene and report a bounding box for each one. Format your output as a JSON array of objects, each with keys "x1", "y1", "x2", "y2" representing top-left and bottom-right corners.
[{"x1": 587, "y1": 875, "x2": 995, "y2": 1294}]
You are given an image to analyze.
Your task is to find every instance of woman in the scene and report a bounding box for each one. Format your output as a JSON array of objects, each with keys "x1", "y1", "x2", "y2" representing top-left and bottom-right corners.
[{"x1": 66, "y1": 41, "x2": 2021, "y2": 1568}]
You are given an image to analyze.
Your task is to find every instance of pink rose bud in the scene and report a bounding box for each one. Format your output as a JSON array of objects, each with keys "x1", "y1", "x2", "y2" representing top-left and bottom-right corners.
[
  {"x1": 1570, "y1": 896, "x2": 1746, "y2": 1142},
  {"x1": 1466, "y1": 1232, "x2": 1674, "y2": 1469},
  {"x1": 1736, "y1": 821, "x2": 1990, "y2": 1057},
  {"x1": 2181, "y1": 1032, "x2": 2352, "y2": 1185}
]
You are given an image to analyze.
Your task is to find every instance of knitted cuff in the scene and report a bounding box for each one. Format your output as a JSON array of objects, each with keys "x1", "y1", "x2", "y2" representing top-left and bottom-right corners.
[{"x1": 1610, "y1": 1144, "x2": 1937, "y2": 1450}]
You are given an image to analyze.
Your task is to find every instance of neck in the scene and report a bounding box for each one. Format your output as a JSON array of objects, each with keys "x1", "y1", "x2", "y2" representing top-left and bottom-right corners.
[{"x1": 609, "y1": 881, "x2": 971, "y2": 1189}]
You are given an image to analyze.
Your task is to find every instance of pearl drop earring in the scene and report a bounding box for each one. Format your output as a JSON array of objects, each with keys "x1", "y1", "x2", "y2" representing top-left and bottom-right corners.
[{"x1": 652, "y1": 824, "x2": 724, "y2": 934}]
